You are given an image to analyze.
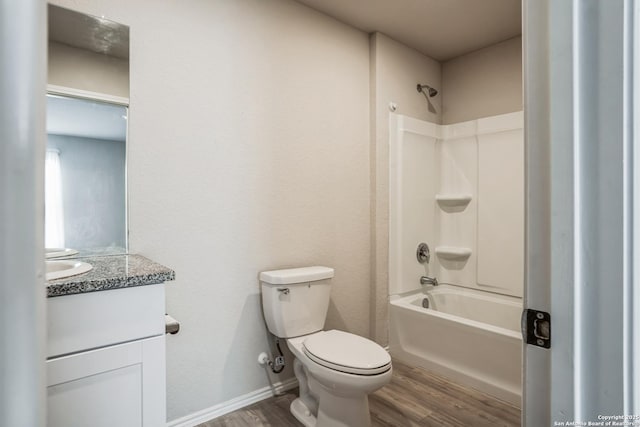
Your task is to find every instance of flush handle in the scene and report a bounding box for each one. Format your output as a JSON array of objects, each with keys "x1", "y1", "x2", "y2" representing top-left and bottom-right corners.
[{"x1": 277, "y1": 288, "x2": 290, "y2": 295}]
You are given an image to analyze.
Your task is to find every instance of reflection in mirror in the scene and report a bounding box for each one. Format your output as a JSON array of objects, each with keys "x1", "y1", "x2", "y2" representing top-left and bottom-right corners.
[
  {"x1": 48, "y1": 4, "x2": 129, "y2": 97},
  {"x1": 47, "y1": 4, "x2": 130, "y2": 257},
  {"x1": 48, "y1": 4, "x2": 129, "y2": 59},
  {"x1": 46, "y1": 95, "x2": 128, "y2": 254}
]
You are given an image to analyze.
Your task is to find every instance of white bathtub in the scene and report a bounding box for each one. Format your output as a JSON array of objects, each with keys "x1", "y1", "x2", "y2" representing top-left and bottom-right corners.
[{"x1": 389, "y1": 285, "x2": 522, "y2": 406}]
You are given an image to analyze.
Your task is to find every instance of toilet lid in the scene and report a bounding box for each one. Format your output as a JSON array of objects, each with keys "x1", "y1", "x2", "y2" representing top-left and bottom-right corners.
[{"x1": 303, "y1": 330, "x2": 391, "y2": 375}]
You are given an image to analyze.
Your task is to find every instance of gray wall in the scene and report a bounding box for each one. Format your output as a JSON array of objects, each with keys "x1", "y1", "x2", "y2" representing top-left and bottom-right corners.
[
  {"x1": 442, "y1": 36, "x2": 522, "y2": 124},
  {"x1": 47, "y1": 134, "x2": 126, "y2": 250}
]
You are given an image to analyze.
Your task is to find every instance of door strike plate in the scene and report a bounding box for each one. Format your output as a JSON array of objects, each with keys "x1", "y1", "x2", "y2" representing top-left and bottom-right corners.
[{"x1": 521, "y1": 309, "x2": 551, "y2": 349}]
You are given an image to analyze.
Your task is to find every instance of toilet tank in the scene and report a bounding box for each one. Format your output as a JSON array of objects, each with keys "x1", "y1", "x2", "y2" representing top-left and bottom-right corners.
[{"x1": 260, "y1": 266, "x2": 334, "y2": 338}]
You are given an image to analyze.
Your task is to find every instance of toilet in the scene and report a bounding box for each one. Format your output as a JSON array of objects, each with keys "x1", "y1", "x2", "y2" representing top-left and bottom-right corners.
[{"x1": 260, "y1": 266, "x2": 392, "y2": 427}]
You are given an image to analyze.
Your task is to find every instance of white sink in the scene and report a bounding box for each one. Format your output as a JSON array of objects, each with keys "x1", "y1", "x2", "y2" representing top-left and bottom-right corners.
[
  {"x1": 46, "y1": 260, "x2": 93, "y2": 281},
  {"x1": 46, "y1": 248, "x2": 79, "y2": 259}
]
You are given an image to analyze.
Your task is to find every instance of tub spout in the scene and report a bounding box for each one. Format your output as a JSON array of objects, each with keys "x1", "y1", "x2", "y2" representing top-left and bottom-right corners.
[{"x1": 420, "y1": 276, "x2": 438, "y2": 286}]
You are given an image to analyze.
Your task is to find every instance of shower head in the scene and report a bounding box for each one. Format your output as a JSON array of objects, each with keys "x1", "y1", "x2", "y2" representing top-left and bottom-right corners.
[{"x1": 417, "y1": 84, "x2": 438, "y2": 97}]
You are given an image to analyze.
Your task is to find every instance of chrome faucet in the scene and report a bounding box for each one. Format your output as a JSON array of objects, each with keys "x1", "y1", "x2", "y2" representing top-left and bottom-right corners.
[{"x1": 420, "y1": 275, "x2": 438, "y2": 286}]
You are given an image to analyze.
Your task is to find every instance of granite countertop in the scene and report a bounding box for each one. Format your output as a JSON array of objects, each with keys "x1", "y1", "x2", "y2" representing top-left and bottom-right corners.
[{"x1": 46, "y1": 254, "x2": 175, "y2": 298}]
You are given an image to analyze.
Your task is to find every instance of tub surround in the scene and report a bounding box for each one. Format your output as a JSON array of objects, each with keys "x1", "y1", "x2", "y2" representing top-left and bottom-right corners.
[
  {"x1": 388, "y1": 111, "x2": 524, "y2": 298},
  {"x1": 46, "y1": 254, "x2": 175, "y2": 297}
]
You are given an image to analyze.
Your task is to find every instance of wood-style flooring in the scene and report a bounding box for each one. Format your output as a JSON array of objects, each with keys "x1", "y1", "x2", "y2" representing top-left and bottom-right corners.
[{"x1": 197, "y1": 360, "x2": 521, "y2": 427}]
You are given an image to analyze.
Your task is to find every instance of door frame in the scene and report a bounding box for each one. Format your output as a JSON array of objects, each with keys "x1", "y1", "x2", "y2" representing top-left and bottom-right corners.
[
  {"x1": 523, "y1": 0, "x2": 638, "y2": 424},
  {"x1": 0, "y1": 0, "x2": 47, "y2": 426}
]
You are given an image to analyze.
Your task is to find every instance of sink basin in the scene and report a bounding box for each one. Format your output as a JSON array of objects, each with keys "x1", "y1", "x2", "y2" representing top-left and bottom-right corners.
[
  {"x1": 46, "y1": 248, "x2": 79, "y2": 259},
  {"x1": 46, "y1": 260, "x2": 93, "y2": 281}
]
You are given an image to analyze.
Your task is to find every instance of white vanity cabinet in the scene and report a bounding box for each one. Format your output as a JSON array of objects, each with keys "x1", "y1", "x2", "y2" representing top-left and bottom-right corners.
[{"x1": 46, "y1": 284, "x2": 166, "y2": 427}]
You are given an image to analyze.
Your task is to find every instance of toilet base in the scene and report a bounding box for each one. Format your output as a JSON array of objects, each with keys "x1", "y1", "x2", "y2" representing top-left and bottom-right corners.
[
  {"x1": 290, "y1": 392, "x2": 372, "y2": 427},
  {"x1": 314, "y1": 389, "x2": 371, "y2": 427},
  {"x1": 291, "y1": 358, "x2": 373, "y2": 427},
  {"x1": 291, "y1": 397, "x2": 317, "y2": 427}
]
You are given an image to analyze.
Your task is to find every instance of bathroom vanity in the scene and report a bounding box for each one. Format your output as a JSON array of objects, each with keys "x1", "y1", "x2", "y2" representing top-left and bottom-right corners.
[{"x1": 46, "y1": 254, "x2": 174, "y2": 427}]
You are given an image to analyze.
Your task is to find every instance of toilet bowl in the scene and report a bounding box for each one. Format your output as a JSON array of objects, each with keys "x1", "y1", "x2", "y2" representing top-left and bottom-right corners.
[
  {"x1": 260, "y1": 266, "x2": 392, "y2": 427},
  {"x1": 286, "y1": 330, "x2": 392, "y2": 427}
]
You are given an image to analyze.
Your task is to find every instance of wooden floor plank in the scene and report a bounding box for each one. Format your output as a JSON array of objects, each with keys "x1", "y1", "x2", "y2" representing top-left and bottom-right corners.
[
  {"x1": 197, "y1": 360, "x2": 521, "y2": 427},
  {"x1": 406, "y1": 366, "x2": 521, "y2": 425},
  {"x1": 369, "y1": 393, "x2": 426, "y2": 427},
  {"x1": 370, "y1": 378, "x2": 433, "y2": 422},
  {"x1": 389, "y1": 359, "x2": 415, "y2": 377},
  {"x1": 387, "y1": 371, "x2": 517, "y2": 427}
]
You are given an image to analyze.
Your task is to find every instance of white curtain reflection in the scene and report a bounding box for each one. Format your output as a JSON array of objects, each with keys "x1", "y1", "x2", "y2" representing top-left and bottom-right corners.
[{"x1": 45, "y1": 149, "x2": 65, "y2": 247}]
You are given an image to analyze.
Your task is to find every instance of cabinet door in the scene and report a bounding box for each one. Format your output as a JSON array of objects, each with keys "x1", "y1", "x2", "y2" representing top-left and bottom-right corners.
[
  {"x1": 48, "y1": 364, "x2": 142, "y2": 427},
  {"x1": 47, "y1": 336, "x2": 165, "y2": 427}
]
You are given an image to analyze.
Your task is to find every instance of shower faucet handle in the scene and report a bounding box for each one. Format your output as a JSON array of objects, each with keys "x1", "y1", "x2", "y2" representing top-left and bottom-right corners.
[{"x1": 416, "y1": 243, "x2": 430, "y2": 264}]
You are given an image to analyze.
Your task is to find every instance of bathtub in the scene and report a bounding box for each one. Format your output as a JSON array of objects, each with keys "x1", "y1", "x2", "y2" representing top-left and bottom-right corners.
[{"x1": 389, "y1": 284, "x2": 522, "y2": 406}]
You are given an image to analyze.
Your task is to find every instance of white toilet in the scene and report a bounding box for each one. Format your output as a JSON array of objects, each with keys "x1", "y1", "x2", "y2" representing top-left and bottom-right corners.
[{"x1": 260, "y1": 266, "x2": 392, "y2": 427}]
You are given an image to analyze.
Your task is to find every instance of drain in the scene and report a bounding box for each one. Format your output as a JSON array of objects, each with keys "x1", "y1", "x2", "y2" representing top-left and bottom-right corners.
[{"x1": 422, "y1": 298, "x2": 430, "y2": 309}]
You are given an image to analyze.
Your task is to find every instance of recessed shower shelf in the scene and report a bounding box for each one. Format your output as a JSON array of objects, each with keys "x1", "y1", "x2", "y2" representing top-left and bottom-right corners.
[
  {"x1": 435, "y1": 246, "x2": 472, "y2": 260},
  {"x1": 435, "y1": 194, "x2": 472, "y2": 208}
]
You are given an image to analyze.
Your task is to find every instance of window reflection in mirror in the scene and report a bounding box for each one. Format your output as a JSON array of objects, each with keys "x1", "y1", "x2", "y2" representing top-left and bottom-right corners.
[{"x1": 45, "y1": 94, "x2": 128, "y2": 255}]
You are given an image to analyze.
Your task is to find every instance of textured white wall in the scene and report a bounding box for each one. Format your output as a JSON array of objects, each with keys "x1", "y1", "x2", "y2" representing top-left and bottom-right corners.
[
  {"x1": 48, "y1": 41, "x2": 129, "y2": 97},
  {"x1": 49, "y1": 0, "x2": 371, "y2": 422},
  {"x1": 370, "y1": 32, "x2": 441, "y2": 344},
  {"x1": 442, "y1": 36, "x2": 522, "y2": 124}
]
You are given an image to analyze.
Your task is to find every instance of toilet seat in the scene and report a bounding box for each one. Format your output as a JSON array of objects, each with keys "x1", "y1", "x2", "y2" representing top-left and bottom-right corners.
[{"x1": 302, "y1": 330, "x2": 391, "y2": 375}]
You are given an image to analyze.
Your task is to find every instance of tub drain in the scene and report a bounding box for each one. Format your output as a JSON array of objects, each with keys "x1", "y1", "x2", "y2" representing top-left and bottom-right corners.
[{"x1": 422, "y1": 298, "x2": 430, "y2": 309}]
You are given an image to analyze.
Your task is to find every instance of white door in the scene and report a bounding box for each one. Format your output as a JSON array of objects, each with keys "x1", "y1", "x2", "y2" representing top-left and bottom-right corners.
[{"x1": 523, "y1": 0, "x2": 639, "y2": 424}]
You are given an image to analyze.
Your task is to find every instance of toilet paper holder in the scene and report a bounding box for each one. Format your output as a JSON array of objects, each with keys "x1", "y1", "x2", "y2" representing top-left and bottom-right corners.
[{"x1": 165, "y1": 314, "x2": 180, "y2": 335}]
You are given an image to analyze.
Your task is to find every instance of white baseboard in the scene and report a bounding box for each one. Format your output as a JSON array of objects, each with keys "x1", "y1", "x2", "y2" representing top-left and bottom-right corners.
[{"x1": 166, "y1": 377, "x2": 298, "y2": 427}]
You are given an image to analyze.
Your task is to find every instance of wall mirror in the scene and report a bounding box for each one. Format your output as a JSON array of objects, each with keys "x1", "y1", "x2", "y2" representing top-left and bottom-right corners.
[{"x1": 46, "y1": 4, "x2": 130, "y2": 257}]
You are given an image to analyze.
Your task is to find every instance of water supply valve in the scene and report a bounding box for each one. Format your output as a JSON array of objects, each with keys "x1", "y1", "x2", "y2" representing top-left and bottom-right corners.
[{"x1": 274, "y1": 356, "x2": 285, "y2": 369}]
